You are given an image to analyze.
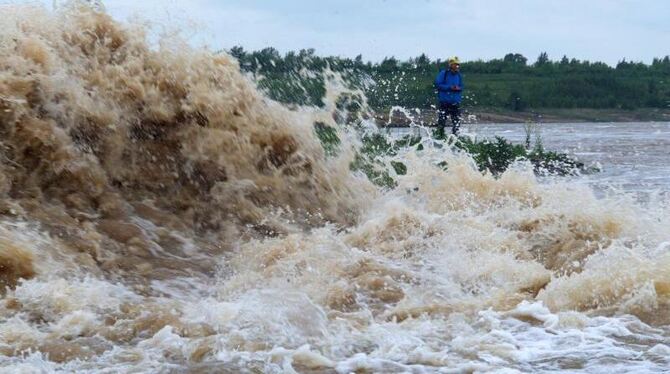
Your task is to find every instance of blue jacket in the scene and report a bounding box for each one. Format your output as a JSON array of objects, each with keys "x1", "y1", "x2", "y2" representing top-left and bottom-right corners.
[{"x1": 434, "y1": 69, "x2": 464, "y2": 104}]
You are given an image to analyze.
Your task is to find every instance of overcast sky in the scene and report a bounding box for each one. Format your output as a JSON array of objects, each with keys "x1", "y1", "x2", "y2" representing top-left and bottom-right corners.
[{"x1": 9, "y1": 0, "x2": 670, "y2": 65}]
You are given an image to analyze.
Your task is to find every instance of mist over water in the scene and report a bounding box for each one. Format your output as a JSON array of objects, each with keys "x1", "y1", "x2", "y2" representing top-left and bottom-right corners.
[{"x1": 1, "y1": 4, "x2": 669, "y2": 373}]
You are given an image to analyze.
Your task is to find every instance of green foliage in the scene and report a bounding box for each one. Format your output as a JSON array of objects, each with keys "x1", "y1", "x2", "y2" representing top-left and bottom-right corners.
[
  {"x1": 390, "y1": 161, "x2": 407, "y2": 175},
  {"x1": 313, "y1": 122, "x2": 587, "y2": 188},
  {"x1": 312, "y1": 123, "x2": 410, "y2": 188},
  {"x1": 535, "y1": 52, "x2": 550, "y2": 66},
  {"x1": 227, "y1": 46, "x2": 670, "y2": 112},
  {"x1": 257, "y1": 73, "x2": 326, "y2": 107},
  {"x1": 457, "y1": 136, "x2": 527, "y2": 174},
  {"x1": 313, "y1": 122, "x2": 340, "y2": 157},
  {"x1": 528, "y1": 149, "x2": 585, "y2": 176},
  {"x1": 350, "y1": 154, "x2": 397, "y2": 189},
  {"x1": 456, "y1": 136, "x2": 584, "y2": 176},
  {"x1": 350, "y1": 133, "x2": 417, "y2": 188}
]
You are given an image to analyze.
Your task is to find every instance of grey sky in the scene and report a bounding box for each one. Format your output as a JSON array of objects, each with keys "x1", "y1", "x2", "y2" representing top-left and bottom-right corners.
[{"x1": 10, "y1": 0, "x2": 670, "y2": 65}]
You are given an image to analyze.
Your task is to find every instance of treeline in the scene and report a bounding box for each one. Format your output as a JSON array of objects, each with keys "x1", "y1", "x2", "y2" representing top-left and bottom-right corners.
[{"x1": 228, "y1": 46, "x2": 670, "y2": 112}]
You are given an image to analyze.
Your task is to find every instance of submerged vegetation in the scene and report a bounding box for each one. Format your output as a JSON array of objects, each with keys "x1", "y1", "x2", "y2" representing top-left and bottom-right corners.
[
  {"x1": 315, "y1": 124, "x2": 589, "y2": 188},
  {"x1": 456, "y1": 135, "x2": 585, "y2": 176}
]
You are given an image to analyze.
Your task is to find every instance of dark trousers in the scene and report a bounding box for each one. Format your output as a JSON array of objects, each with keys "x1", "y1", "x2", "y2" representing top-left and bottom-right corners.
[{"x1": 437, "y1": 102, "x2": 461, "y2": 136}]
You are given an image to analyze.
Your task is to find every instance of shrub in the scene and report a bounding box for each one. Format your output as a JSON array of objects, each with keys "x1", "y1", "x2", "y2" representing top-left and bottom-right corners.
[{"x1": 314, "y1": 123, "x2": 589, "y2": 188}]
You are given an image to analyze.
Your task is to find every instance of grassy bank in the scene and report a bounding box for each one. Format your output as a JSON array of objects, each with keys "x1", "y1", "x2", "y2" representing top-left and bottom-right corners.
[{"x1": 230, "y1": 47, "x2": 670, "y2": 116}]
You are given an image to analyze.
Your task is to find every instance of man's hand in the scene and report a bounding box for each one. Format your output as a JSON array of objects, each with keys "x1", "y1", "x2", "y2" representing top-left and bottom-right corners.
[{"x1": 451, "y1": 85, "x2": 461, "y2": 91}]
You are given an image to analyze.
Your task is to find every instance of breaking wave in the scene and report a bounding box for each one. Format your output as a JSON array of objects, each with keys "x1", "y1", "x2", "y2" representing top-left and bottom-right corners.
[{"x1": 0, "y1": 3, "x2": 669, "y2": 372}]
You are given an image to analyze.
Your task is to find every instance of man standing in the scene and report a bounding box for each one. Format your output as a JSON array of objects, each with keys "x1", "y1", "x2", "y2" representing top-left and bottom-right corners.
[{"x1": 434, "y1": 57, "x2": 463, "y2": 136}]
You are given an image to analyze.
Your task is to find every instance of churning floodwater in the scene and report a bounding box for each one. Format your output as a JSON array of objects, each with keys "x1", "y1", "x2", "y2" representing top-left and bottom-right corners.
[{"x1": 1, "y1": 4, "x2": 670, "y2": 374}]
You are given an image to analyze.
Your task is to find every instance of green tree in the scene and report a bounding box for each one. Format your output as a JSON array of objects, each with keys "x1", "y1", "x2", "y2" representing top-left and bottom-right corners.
[
  {"x1": 227, "y1": 48, "x2": 670, "y2": 112},
  {"x1": 504, "y1": 53, "x2": 528, "y2": 65},
  {"x1": 535, "y1": 52, "x2": 549, "y2": 66}
]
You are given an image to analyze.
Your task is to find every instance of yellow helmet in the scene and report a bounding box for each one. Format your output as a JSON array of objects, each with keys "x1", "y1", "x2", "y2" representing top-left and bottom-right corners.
[{"x1": 449, "y1": 56, "x2": 460, "y2": 65}]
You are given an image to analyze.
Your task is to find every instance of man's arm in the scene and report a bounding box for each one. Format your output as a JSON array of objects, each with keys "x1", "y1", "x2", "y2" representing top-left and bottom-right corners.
[
  {"x1": 434, "y1": 70, "x2": 452, "y2": 91},
  {"x1": 448, "y1": 74, "x2": 463, "y2": 92}
]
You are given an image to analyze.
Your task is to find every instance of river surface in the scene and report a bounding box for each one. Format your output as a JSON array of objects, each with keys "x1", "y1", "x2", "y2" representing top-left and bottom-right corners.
[
  {"x1": 393, "y1": 121, "x2": 670, "y2": 197},
  {"x1": 474, "y1": 122, "x2": 670, "y2": 197},
  {"x1": 2, "y1": 5, "x2": 670, "y2": 374}
]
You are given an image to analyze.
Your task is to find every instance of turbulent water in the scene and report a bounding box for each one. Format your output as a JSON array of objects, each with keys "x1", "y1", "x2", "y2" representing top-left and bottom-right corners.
[{"x1": 1, "y1": 5, "x2": 670, "y2": 373}]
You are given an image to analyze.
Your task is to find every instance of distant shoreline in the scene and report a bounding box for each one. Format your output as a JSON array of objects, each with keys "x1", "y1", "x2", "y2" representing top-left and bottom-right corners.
[{"x1": 377, "y1": 107, "x2": 670, "y2": 126}]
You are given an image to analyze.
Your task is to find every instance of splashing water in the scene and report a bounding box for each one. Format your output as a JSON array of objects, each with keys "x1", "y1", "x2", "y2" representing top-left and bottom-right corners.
[{"x1": 1, "y1": 4, "x2": 669, "y2": 373}]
